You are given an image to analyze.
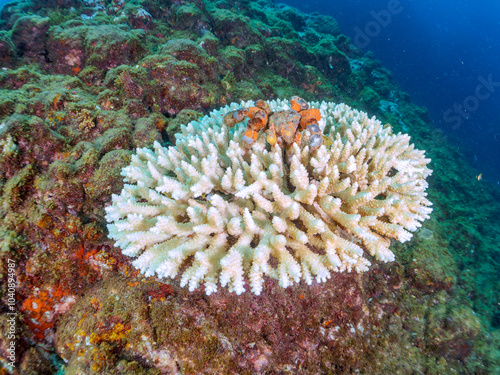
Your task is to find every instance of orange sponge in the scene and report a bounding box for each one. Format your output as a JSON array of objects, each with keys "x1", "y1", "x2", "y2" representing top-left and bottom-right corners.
[
  {"x1": 290, "y1": 96, "x2": 309, "y2": 112},
  {"x1": 242, "y1": 128, "x2": 259, "y2": 145},
  {"x1": 299, "y1": 108, "x2": 321, "y2": 130},
  {"x1": 247, "y1": 107, "x2": 268, "y2": 131}
]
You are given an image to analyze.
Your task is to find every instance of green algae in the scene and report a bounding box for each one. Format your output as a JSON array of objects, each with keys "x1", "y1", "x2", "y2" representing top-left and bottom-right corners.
[
  {"x1": 85, "y1": 149, "x2": 132, "y2": 204},
  {"x1": 132, "y1": 115, "x2": 164, "y2": 148},
  {"x1": 172, "y1": 3, "x2": 208, "y2": 31},
  {"x1": 360, "y1": 86, "x2": 381, "y2": 107},
  {"x1": 1, "y1": 164, "x2": 36, "y2": 210}
]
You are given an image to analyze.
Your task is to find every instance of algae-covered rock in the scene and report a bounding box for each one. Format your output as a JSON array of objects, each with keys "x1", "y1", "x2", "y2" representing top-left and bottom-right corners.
[
  {"x1": 1, "y1": 114, "x2": 66, "y2": 174},
  {"x1": 85, "y1": 149, "x2": 131, "y2": 204},
  {"x1": 86, "y1": 26, "x2": 145, "y2": 70},
  {"x1": 46, "y1": 25, "x2": 86, "y2": 75},
  {"x1": 138, "y1": 53, "x2": 218, "y2": 113},
  {"x1": 305, "y1": 37, "x2": 351, "y2": 81},
  {"x1": 360, "y1": 86, "x2": 381, "y2": 107},
  {"x1": 18, "y1": 347, "x2": 55, "y2": 375},
  {"x1": 171, "y1": 2, "x2": 209, "y2": 32},
  {"x1": 10, "y1": 15, "x2": 50, "y2": 61},
  {"x1": 159, "y1": 38, "x2": 219, "y2": 81},
  {"x1": 165, "y1": 108, "x2": 202, "y2": 144},
  {"x1": 0, "y1": 67, "x2": 40, "y2": 90},
  {"x1": 1, "y1": 164, "x2": 35, "y2": 211},
  {"x1": 132, "y1": 115, "x2": 163, "y2": 148},
  {"x1": 71, "y1": 141, "x2": 100, "y2": 179},
  {"x1": 0, "y1": 97, "x2": 16, "y2": 118},
  {"x1": 425, "y1": 303, "x2": 483, "y2": 369},
  {"x1": 276, "y1": 4, "x2": 307, "y2": 31},
  {"x1": 211, "y1": 8, "x2": 264, "y2": 49},
  {"x1": 219, "y1": 45, "x2": 247, "y2": 78},
  {"x1": 54, "y1": 274, "x2": 164, "y2": 374},
  {"x1": 407, "y1": 241, "x2": 456, "y2": 293},
  {"x1": 305, "y1": 12, "x2": 341, "y2": 36},
  {"x1": 197, "y1": 30, "x2": 220, "y2": 56},
  {"x1": 0, "y1": 30, "x2": 16, "y2": 67},
  {"x1": 93, "y1": 127, "x2": 132, "y2": 155},
  {"x1": 263, "y1": 36, "x2": 298, "y2": 75},
  {"x1": 244, "y1": 43, "x2": 267, "y2": 69}
]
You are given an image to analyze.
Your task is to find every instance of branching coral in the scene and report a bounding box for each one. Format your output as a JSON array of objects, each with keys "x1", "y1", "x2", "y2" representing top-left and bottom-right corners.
[{"x1": 105, "y1": 99, "x2": 432, "y2": 295}]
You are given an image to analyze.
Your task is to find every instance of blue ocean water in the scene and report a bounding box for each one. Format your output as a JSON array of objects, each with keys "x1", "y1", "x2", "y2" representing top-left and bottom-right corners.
[
  {"x1": 0, "y1": 0, "x2": 9, "y2": 11},
  {"x1": 280, "y1": 0, "x2": 500, "y2": 185}
]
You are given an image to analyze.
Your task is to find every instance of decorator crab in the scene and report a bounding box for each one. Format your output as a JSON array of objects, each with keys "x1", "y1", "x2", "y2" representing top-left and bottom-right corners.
[{"x1": 223, "y1": 96, "x2": 323, "y2": 151}]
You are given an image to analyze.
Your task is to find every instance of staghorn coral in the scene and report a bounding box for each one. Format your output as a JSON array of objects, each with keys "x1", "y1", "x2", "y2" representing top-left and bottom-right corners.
[{"x1": 105, "y1": 99, "x2": 432, "y2": 295}]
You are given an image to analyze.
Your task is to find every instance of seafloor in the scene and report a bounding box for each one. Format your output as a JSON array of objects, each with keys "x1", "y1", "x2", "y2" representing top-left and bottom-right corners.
[{"x1": 0, "y1": 0, "x2": 498, "y2": 374}]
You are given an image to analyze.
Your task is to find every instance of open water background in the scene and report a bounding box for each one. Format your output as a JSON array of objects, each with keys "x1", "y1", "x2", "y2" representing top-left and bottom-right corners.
[{"x1": 279, "y1": 0, "x2": 500, "y2": 185}]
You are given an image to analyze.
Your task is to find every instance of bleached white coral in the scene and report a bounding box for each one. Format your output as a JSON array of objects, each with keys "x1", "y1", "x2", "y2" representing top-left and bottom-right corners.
[{"x1": 105, "y1": 99, "x2": 432, "y2": 295}]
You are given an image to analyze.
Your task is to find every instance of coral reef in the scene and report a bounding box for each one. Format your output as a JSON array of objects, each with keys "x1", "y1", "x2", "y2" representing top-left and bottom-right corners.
[
  {"x1": 0, "y1": 0, "x2": 497, "y2": 373},
  {"x1": 106, "y1": 99, "x2": 432, "y2": 295}
]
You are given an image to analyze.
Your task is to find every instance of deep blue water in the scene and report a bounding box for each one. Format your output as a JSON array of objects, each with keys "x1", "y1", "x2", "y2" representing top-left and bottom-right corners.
[
  {"x1": 0, "y1": 1, "x2": 8, "y2": 12},
  {"x1": 280, "y1": 0, "x2": 500, "y2": 185}
]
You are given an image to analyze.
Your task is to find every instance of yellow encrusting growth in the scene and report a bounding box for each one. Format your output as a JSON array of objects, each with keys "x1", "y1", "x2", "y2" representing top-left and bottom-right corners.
[{"x1": 105, "y1": 99, "x2": 433, "y2": 295}]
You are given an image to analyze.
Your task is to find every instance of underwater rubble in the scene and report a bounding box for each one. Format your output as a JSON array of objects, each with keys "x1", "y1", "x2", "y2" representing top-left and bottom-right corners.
[{"x1": 0, "y1": 0, "x2": 498, "y2": 373}]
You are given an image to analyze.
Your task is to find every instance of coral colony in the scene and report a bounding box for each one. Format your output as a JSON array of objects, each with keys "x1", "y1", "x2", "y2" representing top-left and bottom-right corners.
[{"x1": 106, "y1": 97, "x2": 432, "y2": 295}]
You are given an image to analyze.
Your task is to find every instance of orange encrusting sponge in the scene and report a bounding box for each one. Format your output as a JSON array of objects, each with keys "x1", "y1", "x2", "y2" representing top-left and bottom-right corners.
[
  {"x1": 247, "y1": 107, "x2": 268, "y2": 131},
  {"x1": 299, "y1": 108, "x2": 321, "y2": 130},
  {"x1": 242, "y1": 128, "x2": 259, "y2": 144}
]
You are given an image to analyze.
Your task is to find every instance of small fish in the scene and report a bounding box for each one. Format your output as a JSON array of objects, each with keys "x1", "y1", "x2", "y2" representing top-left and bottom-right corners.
[
  {"x1": 477, "y1": 173, "x2": 482, "y2": 181},
  {"x1": 322, "y1": 135, "x2": 333, "y2": 147},
  {"x1": 201, "y1": 192, "x2": 214, "y2": 200}
]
